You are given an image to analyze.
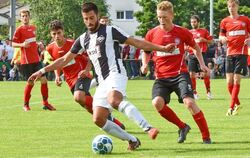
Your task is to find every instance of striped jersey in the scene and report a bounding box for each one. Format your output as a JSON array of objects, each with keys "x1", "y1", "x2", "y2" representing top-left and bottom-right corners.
[{"x1": 70, "y1": 24, "x2": 128, "y2": 83}]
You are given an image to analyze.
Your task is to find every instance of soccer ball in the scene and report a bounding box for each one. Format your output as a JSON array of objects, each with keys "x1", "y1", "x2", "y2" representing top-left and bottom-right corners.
[{"x1": 92, "y1": 135, "x2": 113, "y2": 154}]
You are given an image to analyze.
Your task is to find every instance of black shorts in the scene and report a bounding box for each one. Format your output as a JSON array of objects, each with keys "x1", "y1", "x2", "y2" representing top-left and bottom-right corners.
[
  {"x1": 70, "y1": 77, "x2": 91, "y2": 96},
  {"x1": 188, "y1": 53, "x2": 207, "y2": 73},
  {"x1": 152, "y1": 73, "x2": 194, "y2": 104},
  {"x1": 20, "y1": 62, "x2": 44, "y2": 80},
  {"x1": 226, "y1": 55, "x2": 248, "y2": 76}
]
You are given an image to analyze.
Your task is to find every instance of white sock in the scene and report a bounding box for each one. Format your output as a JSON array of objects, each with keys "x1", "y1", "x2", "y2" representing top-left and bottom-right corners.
[
  {"x1": 118, "y1": 101, "x2": 151, "y2": 131},
  {"x1": 102, "y1": 120, "x2": 136, "y2": 142},
  {"x1": 89, "y1": 78, "x2": 98, "y2": 89}
]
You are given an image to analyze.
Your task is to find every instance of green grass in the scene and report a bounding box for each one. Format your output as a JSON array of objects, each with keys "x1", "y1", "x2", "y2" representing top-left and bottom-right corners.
[{"x1": 1, "y1": 79, "x2": 250, "y2": 158}]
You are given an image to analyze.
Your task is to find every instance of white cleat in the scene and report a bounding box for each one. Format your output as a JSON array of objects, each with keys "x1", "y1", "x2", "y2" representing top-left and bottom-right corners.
[
  {"x1": 232, "y1": 105, "x2": 242, "y2": 115},
  {"x1": 226, "y1": 108, "x2": 233, "y2": 116},
  {"x1": 207, "y1": 92, "x2": 213, "y2": 100},
  {"x1": 194, "y1": 93, "x2": 199, "y2": 100}
]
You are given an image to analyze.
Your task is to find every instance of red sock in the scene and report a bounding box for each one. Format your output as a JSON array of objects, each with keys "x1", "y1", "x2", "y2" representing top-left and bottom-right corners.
[
  {"x1": 230, "y1": 84, "x2": 240, "y2": 109},
  {"x1": 203, "y1": 76, "x2": 210, "y2": 93},
  {"x1": 228, "y1": 83, "x2": 240, "y2": 108},
  {"x1": 193, "y1": 111, "x2": 210, "y2": 140},
  {"x1": 191, "y1": 77, "x2": 196, "y2": 93},
  {"x1": 158, "y1": 105, "x2": 185, "y2": 129},
  {"x1": 85, "y1": 95, "x2": 93, "y2": 114},
  {"x1": 24, "y1": 84, "x2": 33, "y2": 105},
  {"x1": 41, "y1": 83, "x2": 49, "y2": 105}
]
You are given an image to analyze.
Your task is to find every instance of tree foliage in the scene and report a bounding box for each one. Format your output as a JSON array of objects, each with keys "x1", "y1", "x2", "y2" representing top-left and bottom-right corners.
[
  {"x1": 135, "y1": 0, "x2": 250, "y2": 37},
  {"x1": 22, "y1": 0, "x2": 108, "y2": 44}
]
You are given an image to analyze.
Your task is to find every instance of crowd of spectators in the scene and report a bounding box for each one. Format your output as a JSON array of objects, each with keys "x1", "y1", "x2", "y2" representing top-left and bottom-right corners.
[{"x1": 0, "y1": 38, "x2": 249, "y2": 81}]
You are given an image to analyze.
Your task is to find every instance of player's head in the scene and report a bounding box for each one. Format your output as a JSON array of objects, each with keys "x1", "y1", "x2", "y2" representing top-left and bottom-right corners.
[
  {"x1": 190, "y1": 15, "x2": 200, "y2": 29},
  {"x1": 227, "y1": 0, "x2": 239, "y2": 15},
  {"x1": 49, "y1": 20, "x2": 64, "y2": 43},
  {"x1": 99, "y1": 16, "x2": 109, "y2": 25},
  {"x1": 82, "y1": 2, "x2": 99, "y2": 32},
  {"x1": 156, "y1": 1, "x2": 174, "y2": 26},
  {"x1": 19, "y1": 9, "x2": 30, "y2": 25}
]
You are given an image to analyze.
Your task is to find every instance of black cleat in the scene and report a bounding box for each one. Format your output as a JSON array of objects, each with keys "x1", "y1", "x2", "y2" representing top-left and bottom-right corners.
[
  {"x1": 203, "y1": 139, "x2": 212, "y2": 144},
  {"x1": 128, "y1": 137, "x2": 141, "y2": 151},
  {"x1": 178, "y1": 124, "x2": 191, "y2": 143}
]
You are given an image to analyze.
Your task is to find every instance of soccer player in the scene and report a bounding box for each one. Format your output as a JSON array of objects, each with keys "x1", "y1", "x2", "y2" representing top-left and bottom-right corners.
[
  {"x1": 12, "y1": 9, "x2": 55, "y2": 111},
  {"x1": 28, "y1": 2, "x2": 178, "y2": 151},
  {"x1": 99, "y1": 16, "x2": 110, "y2": 25},
  {"x1": 141, "y1": 1, "x2": 211, "y2": 144},
  {"x1": 219, "y1": 0, "x2": 250, "y2": 116},
  {"x1": 188, "y1": 15, "x2": 213, "y2": 100},
  {"x1": 46, "y1": 19, "x2": 125, "y2": 129}
]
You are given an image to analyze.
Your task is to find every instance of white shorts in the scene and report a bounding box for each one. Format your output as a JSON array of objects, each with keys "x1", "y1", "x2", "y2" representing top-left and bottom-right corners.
[{"x1": 93, "y1": 73, "x2": 128, "y2": 110}]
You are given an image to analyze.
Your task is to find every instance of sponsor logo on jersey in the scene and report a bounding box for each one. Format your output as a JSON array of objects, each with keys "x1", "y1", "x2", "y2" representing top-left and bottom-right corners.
[{"x1": 97, "y1": 35, "x2": 105, "y2": 43}]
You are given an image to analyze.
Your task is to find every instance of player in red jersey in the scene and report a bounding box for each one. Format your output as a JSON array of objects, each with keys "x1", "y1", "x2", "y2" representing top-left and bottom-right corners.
[
  {"x1": 141, "y1": 1, "x2": 211, "y2": 144},
  {"x1": 219, "y1": 0, "x2": 250, "y2": 116},
  {"x1": 188, "y1": 15, "x2": 213, "y2": 100},
  {"x1": 12, "y1": 9, "x2": 55, "y2": 111},
  {"x1": 47, "y1": 20, "x2": 125, "y2": 129}
]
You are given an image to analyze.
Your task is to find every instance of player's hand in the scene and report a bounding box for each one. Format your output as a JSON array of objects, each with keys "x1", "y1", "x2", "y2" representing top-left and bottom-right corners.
[
  {"x1": 22, "y1": 41, "x2": 30, "y2": 48},
  {"x1": 140, "y1": 64, "x2": 148, "y2": 75},
  {"x1": 200, "y1": 65, "x2": 210, "y2": 76},
  {"x1": 55, "y1": 76, "x2": 62, "y2": 87},
  {"x1": 28, "y1": 71, "x2": 43, "y2": 82},
  {"x1": 220, "y1": 36, "x2": 228, "y2": 45},
  {"x1": 163, "y1": 43, "x2": 176, "y2": 53},
  {"x1": 78, "y1": 70, "x2": 88, "y2": 78},
  {"x1": 244, "y1": 38, "x2": 250, "y2": 45}
]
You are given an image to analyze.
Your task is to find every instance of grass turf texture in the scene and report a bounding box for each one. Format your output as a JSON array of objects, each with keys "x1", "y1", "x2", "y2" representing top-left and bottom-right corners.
[{"x1": 0, "y1": 79, "x2": 250, "y2": 158}]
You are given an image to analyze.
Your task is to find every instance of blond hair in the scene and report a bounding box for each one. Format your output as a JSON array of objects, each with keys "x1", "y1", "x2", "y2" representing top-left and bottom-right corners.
[
  {"x1": 19, "y1": 9, "x2": 30, "y2": 16},
  {"x1": 227, "y1": 0, "x2": 239, "y2": 5},
  {"x1": 157, "y1": 1, "x2": 174, "y2": 12}
]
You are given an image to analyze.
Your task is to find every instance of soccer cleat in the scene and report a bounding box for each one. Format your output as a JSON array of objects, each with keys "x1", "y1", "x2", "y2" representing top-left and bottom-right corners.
[
  {"x1": 207, "y1": 92, "x2": 213, "y2": 100},
  {"x1": 147, "y1": 127, "x2": 159, "y2": 140},
  {"x1": 194, "y1": 93, "x2": 199, "y2": 100},
  {"x1": 203, "y1": 138, "x2": 212, "y2": 144},
  {"x1": 43, "y1": 104, "x2": 56, "y2": 111},
  {"x1": 23, "y1": 105, "x2": 31, "y2": 111},
  {"x1": 226, "y1": 108, "x2": 233, "y2": 116},
  {"x1": 128, "y1": 137, "x2": 141, "y2": 151},
  {"x1": 232, "y1": 105, "x2": 241, "y2": 116},
  {"x1": 178, "y1": 124, "x2": 191, "y2": 143}
]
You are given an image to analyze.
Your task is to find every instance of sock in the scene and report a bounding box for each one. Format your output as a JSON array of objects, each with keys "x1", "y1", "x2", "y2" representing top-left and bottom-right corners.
[
  {"x1": 102, "y1": 120, "x2": 136, "y2": 142},
  {"x1": 203, "y1": 76, "x2": 210, "y2": 93},
  {"x1": 85, "y1": 95, "x2": 93, "y2": 114},
  {"x1": 193, "y1": 111, "x2": 210, "y2": 140},
  {"x1": 228, "y1": 83, "x2": 240, "y2": 107},
  {"x1": 191, "y1": 77, "x2": 196, "y2": 93},
  {"x1": 158, "y1": 105, "x2": 185, "y2": 129},
  {"x1": 230, "y1": 84, "x2": 240, "y2": 109},
  {"x1": 118, "y1": 101, "x2": 151, "y2": 131},
  {"x1": 24, "y1": 84, "x2": 33, "y2": 105},
  {"x1": 41, "y1": 83, "x2": 49, "y2": 105}
]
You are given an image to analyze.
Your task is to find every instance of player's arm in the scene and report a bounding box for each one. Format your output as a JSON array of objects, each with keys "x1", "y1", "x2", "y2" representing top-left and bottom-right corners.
[
  {"x1": 140, "y1": 51, "x2": 151, "y2": 75},
  {"x1": 78, "y1": 57, "x2": 92, "y2": 78},
  {"x1": 54, "y1": 69, "x2": 62, "y2": 87},
  {"x1": 125, "y1": 37, "x2": 176, "y2": 52}
]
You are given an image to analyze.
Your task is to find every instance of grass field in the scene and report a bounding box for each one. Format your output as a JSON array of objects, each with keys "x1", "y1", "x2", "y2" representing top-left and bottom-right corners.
[{"x1": 1, "y1": 79, "x2": 250, "y2": 158}]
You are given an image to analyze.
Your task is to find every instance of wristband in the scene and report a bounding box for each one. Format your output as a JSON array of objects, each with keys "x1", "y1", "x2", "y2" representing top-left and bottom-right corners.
[{"x1": 40, "y1": 68, "x2": 46, "y2": 74}]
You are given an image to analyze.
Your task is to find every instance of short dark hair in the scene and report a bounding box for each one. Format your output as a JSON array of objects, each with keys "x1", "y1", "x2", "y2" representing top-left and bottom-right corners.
[
  {"x1": 82, "y1": 2, "x2": 98, "y2": 15},
  {"x1": 49, "y1": 20, "x2": 64, "y2": 31},
  {"x1": 191, "y1": 15, "x2": 200, "y2": 23}
]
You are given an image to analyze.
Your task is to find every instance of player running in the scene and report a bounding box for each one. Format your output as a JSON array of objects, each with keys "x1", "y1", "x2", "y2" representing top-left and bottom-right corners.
[{"x1": 141, "y1": 1, "x2": 211, "y2": 144}]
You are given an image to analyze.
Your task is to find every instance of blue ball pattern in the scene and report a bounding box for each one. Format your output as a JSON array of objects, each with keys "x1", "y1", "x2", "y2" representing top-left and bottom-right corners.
[{"x1": 92, "y1": 135, "x2": 113, "y2": 154}]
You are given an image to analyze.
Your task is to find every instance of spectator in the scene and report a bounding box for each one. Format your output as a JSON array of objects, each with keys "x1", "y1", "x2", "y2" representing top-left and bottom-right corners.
[{"x1": 0, "y1": 64, "x2": 9, "y2": 81}]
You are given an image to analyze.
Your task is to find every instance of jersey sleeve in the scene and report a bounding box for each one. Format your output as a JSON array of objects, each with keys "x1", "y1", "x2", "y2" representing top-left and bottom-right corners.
[
  {"x1": 219, "y1": 19, "x2": 227, "y2": 36},
  {"x1": 111, "y1": 26, "x2": 129, "y2": 44},
  {"x1": 184, "y1": 29, "x2": 196, "y2": 48},
  {"x1": 12, "y1": 28, "x2": 21, "y2": 43},
  {"x1": 70, "y1": 37, "x2": 84, "y2": 54},
  {"x1": 246, "y1": 16, "x2": 250, "y2": 33},
  {"x1": 144, "y1": 30, "x2": 153, "y2": 54}
]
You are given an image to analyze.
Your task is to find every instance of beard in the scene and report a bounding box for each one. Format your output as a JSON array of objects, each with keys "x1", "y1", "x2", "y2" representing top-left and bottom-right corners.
[{"x1": 88, "y1": 21, "x2": 99, "y2": 32}]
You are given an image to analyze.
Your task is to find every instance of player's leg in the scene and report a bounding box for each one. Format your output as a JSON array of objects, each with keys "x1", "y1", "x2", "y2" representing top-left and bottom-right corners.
[
  {"x1": 177, "y1": 73, "x2": 210, "y2": 143},
  {"x1": 21, "y1": 64, "x2": 34, "y2": 111},
  {"x1": 34, "y1": 62, "x2": 55, "y2": 111},
  {"x1": 188, "y1": 55, "x2": 199, "y2": 99},
  {"x1": 202, "y1": 54, "x2": 212, "y2": 99},
  {"x1": 92, "y1": 99, "x2": 140, "y2": 150},
  {"x1": 106, "y1": 74, "x2": 159, "y2": 139}
]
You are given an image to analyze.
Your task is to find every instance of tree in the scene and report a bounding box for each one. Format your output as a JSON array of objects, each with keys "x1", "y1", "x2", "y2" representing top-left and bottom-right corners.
[
  {"x1": 135, "y1": 0, "x2": 250, "y2": 38},
  {"x1": 23, "y1": 0, "x2": 108, "y2": 44}
]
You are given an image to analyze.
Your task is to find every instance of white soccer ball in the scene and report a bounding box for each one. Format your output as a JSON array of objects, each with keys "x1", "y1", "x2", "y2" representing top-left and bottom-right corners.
[{"x1": 92, "y1": 135, "x2": 113, "y2": 154}]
